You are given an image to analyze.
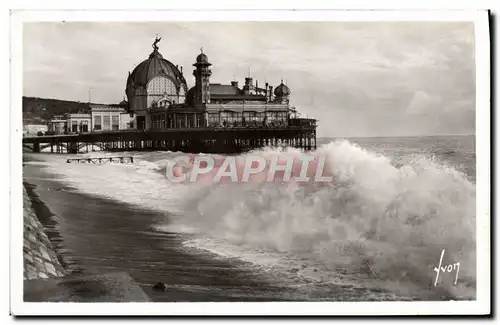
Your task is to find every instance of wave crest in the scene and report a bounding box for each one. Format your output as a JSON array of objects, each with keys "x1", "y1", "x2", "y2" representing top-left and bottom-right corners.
[{"x1": 174, "y1": 140, "x2": 476, "y2": 298}]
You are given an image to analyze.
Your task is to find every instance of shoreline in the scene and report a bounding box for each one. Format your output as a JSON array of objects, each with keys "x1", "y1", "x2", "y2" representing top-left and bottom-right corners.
[
  {"x1": 22, "y1": 157, "x2": 294, "y2": 301},
  {"x1": 24, "y1": 181, "x2": 71, "y2": 272},
  {"x1": 23, "y1": 183, "x2": 65, "y2": 281},
  {"x1": 23, "y1": 170, "x2": 152, "y2": 302}
]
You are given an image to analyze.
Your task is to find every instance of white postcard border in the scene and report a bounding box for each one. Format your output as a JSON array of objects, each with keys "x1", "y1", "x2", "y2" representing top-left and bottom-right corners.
[{"x1": 9, "y1": 9, "x2": 490, "y2": 316}]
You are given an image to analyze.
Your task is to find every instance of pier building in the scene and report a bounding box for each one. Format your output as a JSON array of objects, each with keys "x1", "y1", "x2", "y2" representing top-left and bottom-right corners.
[
  {"x1": 126, "y1": 38, "x2": 308, "y2": 132},
  {"x1": 24, "y1": 36, "x2": 317, "y2": 154}
]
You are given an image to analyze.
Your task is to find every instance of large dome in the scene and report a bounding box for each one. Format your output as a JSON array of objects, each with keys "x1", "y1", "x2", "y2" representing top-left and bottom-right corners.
[
  {"x1": 125, "y1": 43, "x2": 189, "y2": 113},
  {"x1": 126, "y1": 50, "x2": 187, "y2": 89}
]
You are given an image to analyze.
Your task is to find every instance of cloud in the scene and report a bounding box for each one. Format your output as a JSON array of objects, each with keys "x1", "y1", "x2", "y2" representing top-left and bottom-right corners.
[
  {"x1": 406, "y1": 91, "x2": 439, "y2": 115},
  {"x1": 22, "y1": 21, "x2": 475, "y2": 137}
]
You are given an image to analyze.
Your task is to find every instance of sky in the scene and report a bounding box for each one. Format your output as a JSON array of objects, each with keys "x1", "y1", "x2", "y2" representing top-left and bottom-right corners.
[{"x1": 23, "y1": 21, "x2": 475, "y2": 137}]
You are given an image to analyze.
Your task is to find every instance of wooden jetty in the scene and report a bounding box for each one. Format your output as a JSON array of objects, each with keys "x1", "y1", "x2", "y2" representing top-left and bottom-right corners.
[{"x1": 67, "y1": 157, "x2": 134, "y2": 164}]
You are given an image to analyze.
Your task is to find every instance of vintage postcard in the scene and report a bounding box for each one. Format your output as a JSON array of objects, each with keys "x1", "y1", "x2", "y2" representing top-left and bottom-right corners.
[{"x1": 10, "y1": 9, "x2": 490, "y2": 316}]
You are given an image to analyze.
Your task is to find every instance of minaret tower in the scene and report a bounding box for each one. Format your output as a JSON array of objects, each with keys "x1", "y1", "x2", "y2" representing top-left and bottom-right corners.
[{"x1": 193, "y1": 48, "x2": 212, "y2": 104}]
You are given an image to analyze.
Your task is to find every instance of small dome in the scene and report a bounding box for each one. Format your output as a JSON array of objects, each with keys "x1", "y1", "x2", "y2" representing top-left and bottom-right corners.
[
  {"x1": 274, "y1": 81, "x2": 291, "y2": 97},
  {"x1": 196, "y1": 52, "x2": 208, "y2": 63}
]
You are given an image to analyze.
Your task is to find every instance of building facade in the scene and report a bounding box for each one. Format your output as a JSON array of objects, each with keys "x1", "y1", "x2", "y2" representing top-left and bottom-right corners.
[
  {"x1": 67, "y1": 113, "x2": 91, "y2": 133},
  {"x1": 125, "y1": 37, "x2": 308, "y2": 131},
  {"x1": 47, "y1": 116, "x2": 67, "y2": 135},
  {"x1": 23, "y1": 124, "x2": 49, "y2": 137},
  {"x1": 46, "y1": 101, "x2": 133, "y2": 135},
  {"x1": 89, "y1": 104, "x2": 132, "y2": 131}
]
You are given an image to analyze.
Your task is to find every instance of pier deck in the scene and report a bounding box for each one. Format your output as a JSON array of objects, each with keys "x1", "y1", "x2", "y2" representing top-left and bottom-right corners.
[{"x1": 23, "y1": 126, "x2": 317, "y2": 154}]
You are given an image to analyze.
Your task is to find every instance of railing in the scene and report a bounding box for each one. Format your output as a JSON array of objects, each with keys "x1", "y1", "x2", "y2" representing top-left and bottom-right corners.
[
  {"x1": 288, "y1": 118, "x2": 317, "y2": 127},
  {"x1": 23, "y1": 124, "x2": 317, "y2": 142},
  {"x1": 205, "y1": 103, "x2": 289, "y2": 112}
]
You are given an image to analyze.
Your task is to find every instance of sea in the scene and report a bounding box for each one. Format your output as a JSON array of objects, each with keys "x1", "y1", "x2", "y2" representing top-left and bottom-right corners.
[{"x1": 22, "y1": 135, "x2": 476, "y2": 301}]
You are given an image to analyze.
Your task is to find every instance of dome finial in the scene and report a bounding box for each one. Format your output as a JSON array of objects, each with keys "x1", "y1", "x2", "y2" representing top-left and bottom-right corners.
[
  {"x1": 200, "y1": 47, "x2": 204, "y2": 54},
  {"x1": 153, "y1": 34, "x2": 162, "y2": 51}
]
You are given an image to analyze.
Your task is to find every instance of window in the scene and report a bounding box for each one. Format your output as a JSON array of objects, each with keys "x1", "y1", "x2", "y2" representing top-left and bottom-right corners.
[
  {"x1": 94, "y1": 116, "x2": 101, "y2": 130},
  {"x1": 223, "y1": 111, "x2": 242, "y2": 127},
  {"x1": 103, "y1": 116, "x2": 110, "y2": 130},
  {"x1": 72, "y1": 120, "x2": 78, "y2": 132},
  {"x1": 243, "y1": 111, "x2": 261, "y2": 125},
  {"x1": 176, "y1": 116, "x2": 184, "y2": 128},
  {"x1": 187, "y1": 115, "x2": 194, "y2": 128},
  {"x1": 112, "y1": 115, "x2": 119, "y2": 130},
  {"x1": 208, "y1": 113, "x2": 219, "y2": 127},
  {"x1": 137, "y1": 116, "x2": 146, "y2": 130},
  {"x1": 81, "y1": 120, "x2": 89, "y2": 133}
]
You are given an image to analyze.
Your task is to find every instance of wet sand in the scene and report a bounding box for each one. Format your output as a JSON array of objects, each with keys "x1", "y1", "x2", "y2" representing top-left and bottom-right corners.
[{"x1": 23, "y1": 156, "x2": 304, "y2": 302}]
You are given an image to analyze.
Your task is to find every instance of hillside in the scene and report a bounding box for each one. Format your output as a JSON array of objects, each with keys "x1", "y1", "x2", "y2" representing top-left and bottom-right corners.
[
  {"x1": 23, "y1": 97, "x2": 90, "y2": 124},
  {"x1": 22, "y1": 97, "x2": 126, "y2": 124}
]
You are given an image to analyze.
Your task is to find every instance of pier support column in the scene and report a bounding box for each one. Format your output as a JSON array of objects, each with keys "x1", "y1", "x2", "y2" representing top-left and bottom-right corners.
[
  {"x1": 68, "y1": 141, "x2": 78, "y2": 154},
  {"x1": 33, "y1": 143, "x2": 40, "y2": 153}
]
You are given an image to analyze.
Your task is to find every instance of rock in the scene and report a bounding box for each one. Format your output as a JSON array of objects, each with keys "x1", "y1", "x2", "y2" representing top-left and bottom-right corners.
[
  {"x1": 38, "y1": 272, "x2": 48, "y2": 279},
  {"x1": 152, "y1": 282, "x2": 167, "y2": 292},
  {"x1": 45, "y1": 263, "x2": 57, "y2": 276}
]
